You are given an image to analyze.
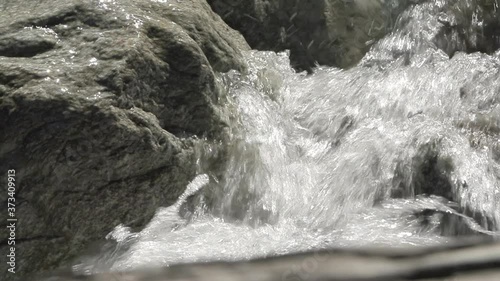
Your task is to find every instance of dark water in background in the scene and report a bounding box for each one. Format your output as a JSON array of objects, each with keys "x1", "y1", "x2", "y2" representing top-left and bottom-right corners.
[{"x1": 74, "y1": 0, "x2": 500, "y2": 274}]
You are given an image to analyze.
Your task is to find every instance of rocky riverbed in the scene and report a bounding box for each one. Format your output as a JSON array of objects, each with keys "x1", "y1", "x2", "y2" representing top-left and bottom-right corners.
[{"x1": 1, "y1": 0, "x2": 500, "y2": 280}]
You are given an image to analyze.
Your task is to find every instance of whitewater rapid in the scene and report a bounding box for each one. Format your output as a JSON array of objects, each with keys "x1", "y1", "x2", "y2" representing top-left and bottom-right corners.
[{"x1": 74, "y1": 0, "x2": 500, "y2": 275}]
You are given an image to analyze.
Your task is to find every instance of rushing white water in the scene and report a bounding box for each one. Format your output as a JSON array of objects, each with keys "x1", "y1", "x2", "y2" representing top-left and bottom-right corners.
[{"x1": 74, "y1": 0, "x2": 500, "y2": 275}]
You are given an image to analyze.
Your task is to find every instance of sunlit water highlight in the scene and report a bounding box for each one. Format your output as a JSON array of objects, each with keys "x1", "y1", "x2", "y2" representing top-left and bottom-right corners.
[{"x1": 74, "y1": 0, "x2": 500, "y2": 274}]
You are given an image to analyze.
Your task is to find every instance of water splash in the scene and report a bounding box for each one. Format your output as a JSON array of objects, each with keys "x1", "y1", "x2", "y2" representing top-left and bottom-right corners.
[
  {"x1": 74, "y1": 0, "x2": 500, "y2": 274},
  {"x1": 73, "y1": 174, "x2": 209, "y2": 274}
]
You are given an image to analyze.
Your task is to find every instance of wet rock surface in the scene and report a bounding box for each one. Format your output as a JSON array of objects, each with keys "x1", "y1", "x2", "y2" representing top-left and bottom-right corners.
[
  {"x1": 0, "y1": 0, "x2": 248, "y2": 278},
  {"x1": 1, "y1": 0, "x2": 500, "y2": 280}
]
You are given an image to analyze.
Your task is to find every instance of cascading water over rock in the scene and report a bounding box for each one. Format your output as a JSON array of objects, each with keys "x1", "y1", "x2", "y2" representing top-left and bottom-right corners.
[{"x1": 74, "y1": 0, "x2": 500, "y2": 275}]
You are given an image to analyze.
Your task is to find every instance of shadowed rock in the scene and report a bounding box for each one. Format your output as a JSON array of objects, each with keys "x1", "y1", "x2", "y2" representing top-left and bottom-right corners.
[
  {"x1": 208, "y1": 0, "x2": 416, "y2": 71},
  {"x1": 434, "y1": 0, "x2": 500, "y2": 57},
  {"x1": 0, "y1": 28, "x2": 57, "y2": 57},
  {"x1": 391, "y1": 138, "x2": 498, "y2": 237},
  {"x1": 362, "y1": 0, "x2": 500, "y2": 68}
]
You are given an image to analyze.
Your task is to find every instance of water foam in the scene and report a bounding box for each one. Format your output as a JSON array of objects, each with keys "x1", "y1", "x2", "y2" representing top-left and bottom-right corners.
[{"x1": 74, "y1": 0, "x2": 500, "y2": 274}]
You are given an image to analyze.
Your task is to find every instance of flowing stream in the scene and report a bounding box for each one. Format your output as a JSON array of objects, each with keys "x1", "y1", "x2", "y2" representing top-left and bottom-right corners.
[{"x1": 74, "y1": 0, "x2": 500, "y2": 275}]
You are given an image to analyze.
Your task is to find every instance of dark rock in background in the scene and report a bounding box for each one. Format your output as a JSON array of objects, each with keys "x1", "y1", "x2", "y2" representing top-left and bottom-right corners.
[
  {"x1": 208, "y1": 0, "x2": 416, "y2": 72},
  {"x1": 434, "y1": 0, "x2": 500, "y2": 57},
  {"x1": 362, "y1": 0, "x2": 500, "y2": 67},
  {"x1": 0, "y1": 0, "x2": 248, "y2": 278}
]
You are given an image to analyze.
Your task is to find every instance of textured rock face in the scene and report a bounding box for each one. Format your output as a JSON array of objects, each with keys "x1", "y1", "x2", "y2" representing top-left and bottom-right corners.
[
  {"x1": 0, "y1": 0, "x2": 248, "y2": 278},
  {"x1": 208, "y1": 0, "x2": 414, "y2": 71}
]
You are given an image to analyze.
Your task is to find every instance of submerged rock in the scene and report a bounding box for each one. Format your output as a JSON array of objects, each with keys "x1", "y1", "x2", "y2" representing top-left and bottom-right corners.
[
  {"x1": 392, "y1": 136, "x2": 498, "y2": 236},
  {"x1": 434, "y1": 0, "x2": 500, "y2": 57},
  {"x1": 208, "y1": 0, "x2": 416, "y2": 71},
  {"x1": 0, "y1": 0, "x2": 248, "y2": 278}
]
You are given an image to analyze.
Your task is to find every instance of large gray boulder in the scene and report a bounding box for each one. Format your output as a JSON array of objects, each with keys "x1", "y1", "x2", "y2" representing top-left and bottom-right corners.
[
  {"x1": 0, "y1": 0, "x2": 249, "y2": 279},
  {"x1": 208, "y1": 0, "x2": 415, "y2": 71}
]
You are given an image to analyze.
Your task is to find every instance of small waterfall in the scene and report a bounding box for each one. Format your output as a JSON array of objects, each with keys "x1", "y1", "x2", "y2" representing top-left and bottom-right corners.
[{"x1": 74, "y1": 0, "x2": 500, "y2": 274}]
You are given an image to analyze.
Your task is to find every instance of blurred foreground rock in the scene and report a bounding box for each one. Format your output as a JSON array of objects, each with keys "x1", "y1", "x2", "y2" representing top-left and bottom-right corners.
[
  {"x1": 39, "y1": 240, "x2": 500, "y2": 281},
  {"x1": 0, "y1": 0, "x2": 248, "y2": 278}
]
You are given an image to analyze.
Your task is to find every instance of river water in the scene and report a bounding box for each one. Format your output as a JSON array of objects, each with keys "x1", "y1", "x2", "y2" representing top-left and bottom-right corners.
[{"x1": 74, "y1": 0, "x2": 500, "y2": 275}]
